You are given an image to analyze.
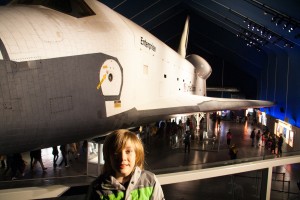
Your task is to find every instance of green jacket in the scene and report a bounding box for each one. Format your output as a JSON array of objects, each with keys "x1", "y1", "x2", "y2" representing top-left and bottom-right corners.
[{"x1": 86, "y1": 167, "x2": 165, "y2": 200}]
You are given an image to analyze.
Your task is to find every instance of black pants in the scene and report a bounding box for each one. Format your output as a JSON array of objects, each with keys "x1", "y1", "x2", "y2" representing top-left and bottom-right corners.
[
  {"x1": 227, "y1": 139, "x2": 231, "y2": 146},
  {"x1": 184, "y1": 142, "x2": 190, "y2": 153},
  {"x1": 59, "y1": 153, "x2": 68, "y2": 166},
  {"x1": 278, "y1": 145, "x2": 282, "y2": 156}
]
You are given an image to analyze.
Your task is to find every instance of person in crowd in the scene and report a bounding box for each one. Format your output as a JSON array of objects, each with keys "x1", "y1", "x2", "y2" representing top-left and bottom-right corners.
[
  {"x1": 189, "y1": 118, "x2": 194, "y2": 138},
  {"x1": 217, "y1": 116, "x2": 221, "y2": 128},
  {"x1": 145, "y1": 124, "x2": 151, "y2": 145},
  {"x1": 264, "y1": 130, "x2": 271, "y2": 149},
  {"x1": 0, "y1": 155, "x2": 5, "y2": 169},
  {"x1": 256, "y1": 130, "x2": 261, "y2": 147},
  {"x1": 3, "y1": 154, "x2": 13, "y2": 175},
  {"x1": 30, "y1": 149, "x2": 47, "y2": 171},
  {"x1": 261, "y1": 132, "x2": 265, "y2": 147},
  {"x1": 11, "y1": 153, "x2": 26, "y2": 180},
  {"x1": 277, "y1": 134, "x2": 284, "y2": 157},
  {"x1": 266, "y1": 133, "x2": 272, "y2": 150},
  {"x1": 229, "y1": 144, "x2": 238, "y2": 159},
  {"x1": 226, "y1": 129, "x2": 232, "y2": 147},
  {"x1": 184, "y1": 130, "x2": 191, "y2": 153},
  {"x1": 68, "y1": 143, "x2": 79, "y2": 161},
  {"x1": 59, "y1": 144, "x2": 69, "y2": 168},
  {"x1": 178, "y1": 119, "x2": 184, "y2": 135},
  {"x1": 250, "y1": 128, "x2": 256, "y2": 147},
  {"x1": 270, "y1": 136, "x2": 277, "y2": 154},
  {"x1": 82, "y1": 140, "x2": 88, "y2": 154},
  {"x1": 86, "y1": 129, "x2": 165, "y2": 200},
  {"x1": 52, "y1": 146, "x2": 59, "y2": 169},
  {"x1": 185, "y1": 118, "x2": 191, "y2": 133}
]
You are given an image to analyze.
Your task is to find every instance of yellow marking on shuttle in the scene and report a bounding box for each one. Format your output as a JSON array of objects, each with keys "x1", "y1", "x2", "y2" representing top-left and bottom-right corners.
[
  {"x1": 102, "y1": 65, "x2": 108, "y2": 69},
  {"x1": 96, "y1": 73, "x2": 107, "y2": 90},
  {"x1": 114, "y1": 100, "x2": 121, "y2": 108}
]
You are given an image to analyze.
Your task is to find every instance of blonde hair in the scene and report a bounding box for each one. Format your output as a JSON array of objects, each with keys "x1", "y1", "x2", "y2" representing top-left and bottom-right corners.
[{"x1": 102, "y1": 129, "x2": 144, "y2": 175}]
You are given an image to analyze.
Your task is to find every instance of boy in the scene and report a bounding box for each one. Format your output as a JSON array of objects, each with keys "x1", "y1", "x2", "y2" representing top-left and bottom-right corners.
[{"x1": 86, "y1": 129, "x2": 165, "y2": 200}]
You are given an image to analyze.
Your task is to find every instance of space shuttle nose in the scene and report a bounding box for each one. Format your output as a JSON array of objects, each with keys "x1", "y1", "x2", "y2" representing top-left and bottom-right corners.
[{"x1": 186, "y1": 54, "x2": 212, "y2": 80}]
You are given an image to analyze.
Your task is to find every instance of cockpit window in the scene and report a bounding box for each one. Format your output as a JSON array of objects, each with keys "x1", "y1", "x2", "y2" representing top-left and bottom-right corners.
[
  {"x1": 0, "y1": 50, "x2": 3, "y2": 60},
  {"x1": 12, "y1": 0, "x2": 95, "y2": 18},
  {"x1": 0, "y1": 39, "x2": 9, "y2": 60}
]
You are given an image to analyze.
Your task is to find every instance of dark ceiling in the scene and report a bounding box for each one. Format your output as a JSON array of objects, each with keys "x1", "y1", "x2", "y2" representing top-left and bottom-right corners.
[{"x1": 101, "y1": 0, "x2": 300, "y2": 99}]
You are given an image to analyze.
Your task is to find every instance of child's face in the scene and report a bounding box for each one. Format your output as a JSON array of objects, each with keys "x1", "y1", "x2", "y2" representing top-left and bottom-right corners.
[{"x1": 111, "y1": 140, "x2": 136, "y2": 181}]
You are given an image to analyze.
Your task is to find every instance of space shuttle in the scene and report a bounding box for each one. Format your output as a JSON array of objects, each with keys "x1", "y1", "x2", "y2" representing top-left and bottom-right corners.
[{"x1": 0, "y1": 0, "x2": 273, "y2": 154}]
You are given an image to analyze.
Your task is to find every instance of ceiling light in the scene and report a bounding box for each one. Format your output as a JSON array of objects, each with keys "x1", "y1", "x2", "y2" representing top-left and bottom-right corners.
[
  {"x1": 283, "y1": 23, "x2": 288, "y2": 29},
  {"x1": 289, "y1": 24, "x2": 296, "y2": 32},
  {"x1": 268, "y1": 34, "x2": 272, "y2": 40},
  {"x1": 271, "y1": 16, "x2": 277, "y2": 22}
]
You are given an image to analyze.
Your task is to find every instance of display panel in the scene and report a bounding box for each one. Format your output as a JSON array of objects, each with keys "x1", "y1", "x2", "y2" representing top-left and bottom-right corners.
[
  {"x1": 274, "y1": 120, "x2": 294, "y2": 147},
  {"x1": 289, "y1": 131, "x2": 294, "y2": 147}
]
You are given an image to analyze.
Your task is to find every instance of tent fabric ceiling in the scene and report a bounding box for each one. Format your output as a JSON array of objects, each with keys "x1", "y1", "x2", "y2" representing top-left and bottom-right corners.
[
  {"x1": 101, "y1": 0, "x2": 300, "y2": 98},
  {"x1": 101, "y1": 0, "x2": 300, "y2": 51}
]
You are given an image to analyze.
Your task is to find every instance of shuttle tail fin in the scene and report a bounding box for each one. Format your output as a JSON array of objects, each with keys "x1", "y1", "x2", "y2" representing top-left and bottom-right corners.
[{"x1": 178, "y1": 16, "x2": 190, "y2": 58}]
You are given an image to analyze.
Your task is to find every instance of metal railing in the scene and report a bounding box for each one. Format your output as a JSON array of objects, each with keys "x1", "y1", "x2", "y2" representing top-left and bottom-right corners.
[{"x1": 156, "y1": 153, "x2": 300, "y2": 199}]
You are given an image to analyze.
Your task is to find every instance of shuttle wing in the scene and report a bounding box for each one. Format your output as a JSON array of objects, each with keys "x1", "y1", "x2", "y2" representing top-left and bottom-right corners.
[{"x1": 135, "y1": 95, "x2": 274, "y2": 121}]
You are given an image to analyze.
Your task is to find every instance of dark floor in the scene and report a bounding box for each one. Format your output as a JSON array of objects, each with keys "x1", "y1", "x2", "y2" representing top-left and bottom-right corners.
[{"x1": 0, "y1": 119, "x2": 300, "y2": 200}]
